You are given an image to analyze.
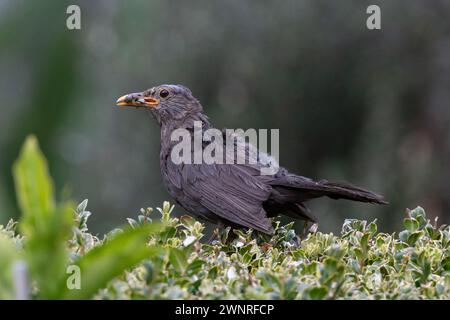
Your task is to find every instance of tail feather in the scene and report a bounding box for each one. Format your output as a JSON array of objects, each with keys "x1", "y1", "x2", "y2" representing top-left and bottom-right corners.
[
  {"x1": 270, "y1": 174, "x2": 387, "y2": 205},
  {"x1": 266, "y1": 175, "x2": 387, "y2": 225},
  {"x1": 318, "y1": 180, "x2": 388, "y2": 204}
]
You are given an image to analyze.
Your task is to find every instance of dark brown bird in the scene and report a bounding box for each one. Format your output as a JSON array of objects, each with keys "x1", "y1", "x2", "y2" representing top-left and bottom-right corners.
[{"x1": 116, "y1": 84, "x2": 387, "y2": 234}]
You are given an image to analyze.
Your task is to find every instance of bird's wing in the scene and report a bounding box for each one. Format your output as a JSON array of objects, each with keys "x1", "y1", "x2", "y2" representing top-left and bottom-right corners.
[{"x1": 179, "y1": 163, "x2": 274, "y2": 233}]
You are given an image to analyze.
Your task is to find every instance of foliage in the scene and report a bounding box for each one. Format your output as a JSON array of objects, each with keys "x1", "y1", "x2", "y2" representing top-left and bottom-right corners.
[
  {"x1": 0, "y1": 136, "x2": 448, "y2": 299},
  {"x1": 0, "y1": 220, "x2": 21, "y2": 299},
  {"x1": 89, "y1": 205, "x2": 448, "y2": 300},
  {"x1": 13, "y1": 135, "x2": 74, "y2": 298},
  {"x1": 4, "y1": 136, "x2": 165, "y2": 299}
]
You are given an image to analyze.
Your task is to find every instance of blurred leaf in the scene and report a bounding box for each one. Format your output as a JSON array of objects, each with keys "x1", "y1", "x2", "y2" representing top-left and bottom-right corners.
[
  {"x1": 186, "y1": 259, "x2": 205, "y2": 276},
  {"x1": 409, "y1": 207, "x2": 426, "y2": 220},
  {"x1": 307, "y1": 286, "x2": 328, "y2": 300},
  {"x1": 169, "y1": 248, "x2": 188, "y2": 274},
  {"x1": 13, "y1": 135, "x2": 55, "y2": 233},
  {"x1": 404, "y1": 218, "x2": 419, "y2": 232},
  {"x1": 399, "y1": 230, "x2": 410, "y2": 243},
  {"x1": 61, "y1": 223, "x2": 164, "y2": 299},
  {"x1": 0, "y1": 233, "x2": 19, "y2": 299},
  {"x1": 13, "y1": 135, "x2": 74, "y2": 299},
  {"x1": 407, "y1": 231, "x2": 423, "y2": 246}
]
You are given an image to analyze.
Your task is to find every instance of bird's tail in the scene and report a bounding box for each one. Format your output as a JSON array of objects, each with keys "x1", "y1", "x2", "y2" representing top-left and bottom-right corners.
[{"x1": 316, "y1": 180, "x2": 387, "y2": 204}]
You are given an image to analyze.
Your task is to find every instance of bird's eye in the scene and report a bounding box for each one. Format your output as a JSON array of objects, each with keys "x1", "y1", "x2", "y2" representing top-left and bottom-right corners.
[{"x1": 159, "y1": 89, "x2": 169, "y2": 98}]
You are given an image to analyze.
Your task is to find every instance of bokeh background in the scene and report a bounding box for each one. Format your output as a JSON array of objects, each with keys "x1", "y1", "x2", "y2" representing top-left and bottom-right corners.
[{"x1": 1, "y1": 0, "x2": 449, "y2": 235}]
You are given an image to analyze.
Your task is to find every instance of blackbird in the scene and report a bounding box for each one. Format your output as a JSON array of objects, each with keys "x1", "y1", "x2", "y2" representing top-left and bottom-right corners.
[{"x1": 116, "y1": 84, "x2": 387, "y2": 234}]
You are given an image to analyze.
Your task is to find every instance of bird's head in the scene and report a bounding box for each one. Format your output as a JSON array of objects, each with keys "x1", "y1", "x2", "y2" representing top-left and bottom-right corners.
[{"x1": 116, "y1": 84, "x2": 204, "y2": 125}]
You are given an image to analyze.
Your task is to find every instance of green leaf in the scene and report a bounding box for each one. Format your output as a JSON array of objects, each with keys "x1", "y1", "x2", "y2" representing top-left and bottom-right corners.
[
  {"x1": 186, "y1": 259, "x2": 206, "y2": 276},
  {"x1": 307, "y1": 286, "x2": 328, "y2": 300},
  {"x1": 13, "y1": 136, "x2": 55, "y2": 234},
  {"x1": 0, "y1": 234, "x2": 20, "y2": 299},
  {"x1": 282, "y1": 277, "x2": 298, "y2": 300},
  {"x1": 409, "y1": 207, "x2": 425, "y2": 220},
  {"x1": 360, "y1": 233, "x2": 370, "y2": 251},
  {"x1": 208, "y1": 266, "x2": 219, "y2": 279},
  {"x1": 13, "y1": 136, "x2": 74, "y2": 299},
  {"x1": 259, "y1": 272, "x2": 283, "y2": 291},
  {"x1": 407, "y1": 231, "x2": 423, "y2": 246},
  {"x1": 61, "y1": 223, "x2": 164, "y2": 299},
  {"x1": 404, "y1": 218, "x2": 419, "y2": 232},
  {"x1": 159, "y1": 226, "x2": 177, "y2": 242},
  {"x1": 169, "y1": 248, "x2": 188, "y2": 273},
  {"x1": 399, "y1": 230, "x2": 410, "y2": 242},
  {"x1": 354, "y1": 248, "x2": 364, "y2": 263},
  {"x1": 180, "y1": 215, "x2": 196, "y2": 229},
  {"x1": 367, "y1": 220, "x2": 377, "y2": 236}
]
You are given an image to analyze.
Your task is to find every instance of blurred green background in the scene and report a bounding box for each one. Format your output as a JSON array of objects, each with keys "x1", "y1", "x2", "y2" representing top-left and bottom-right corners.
[{"x1": 0, "y1": 0, "x2": 449, "y2": 234}]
